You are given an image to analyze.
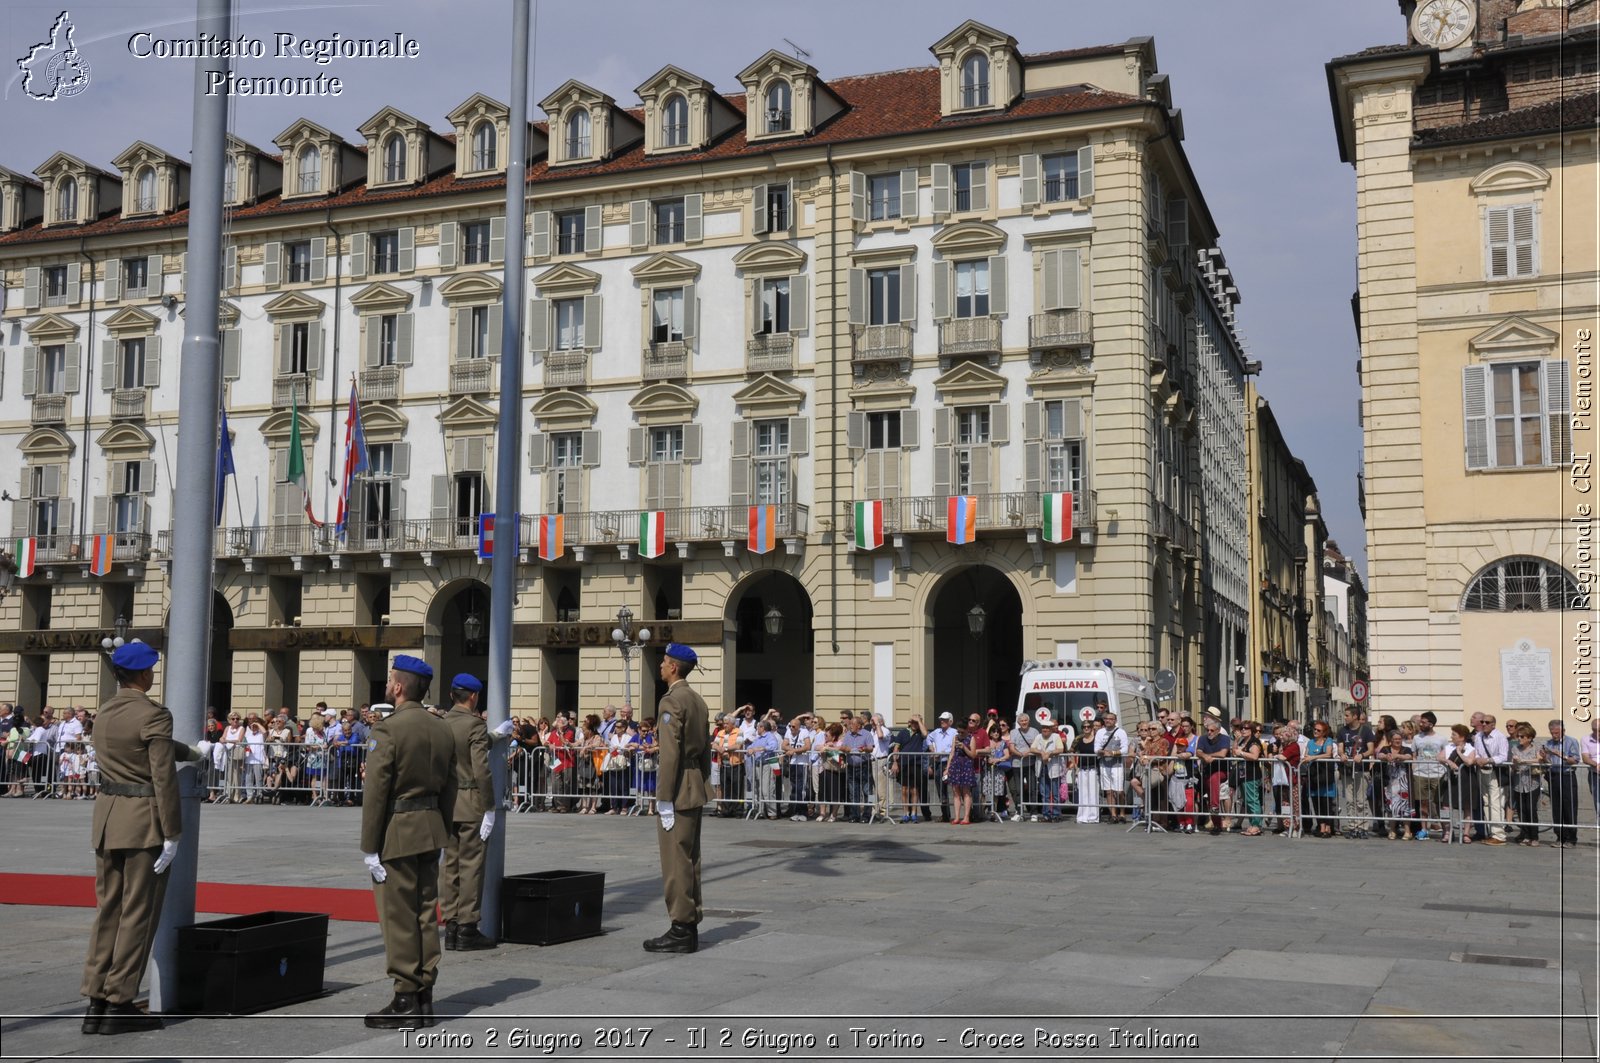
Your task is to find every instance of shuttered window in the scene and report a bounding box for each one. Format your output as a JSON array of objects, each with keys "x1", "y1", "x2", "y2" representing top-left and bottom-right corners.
[
  {"x1": 753, "y1": 419, "x2": 791, "y2": 506},
  {"x1": 1485, "y1": 204, "x2": 1538, "y2": 280},
  {"x1": 652, "y1": 288, "x2": 685, "y2": 343},
  {"x1": 554, "y1": 298, "x2": 586, "y2": 351},
  {"x1": 548, "y1": 432, "x2": 584, "y2": 515},
  {"x1": 868, "y1": 174, "x2": 901, "y2": 221},
  {"x1": 759, "y1": 278, "x2": 790, "y2": 334},
  {"x1": 462, "y1": 222, "x2": 491, "y2": 265},
  {"x1": 1463, "y1": 359, "x2": 1570, "y2": 469},
  {"x1": 556, "y1": 210, "x2": 586, "y2": 255},
  {"x1": 954, "y1": 260, "x2": 990, "y2": 318}
]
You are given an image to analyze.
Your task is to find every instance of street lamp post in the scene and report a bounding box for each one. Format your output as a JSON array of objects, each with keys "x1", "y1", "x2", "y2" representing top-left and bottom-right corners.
[
  {"x1": 610, "y1": 606, "x2": 652, "y2": 711},
  {"x1": 100, "y1": 614, "x2": 130, "y2": 654}
]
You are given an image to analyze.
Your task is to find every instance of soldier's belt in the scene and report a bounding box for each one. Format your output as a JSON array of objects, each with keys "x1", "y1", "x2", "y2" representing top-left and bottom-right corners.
[
  {"x1": 390, "y1": 796, "x2": 439, "y2": 813},
  {"x1": 99, "y1": 782, "x2": 156, "y2": 797},
  {"x1": 456, "y1": 779, "x2": 478, "y2": 790}
]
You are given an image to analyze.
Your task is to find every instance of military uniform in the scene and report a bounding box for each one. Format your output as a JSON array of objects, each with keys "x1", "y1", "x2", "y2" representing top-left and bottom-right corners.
[
  {"x1": 361, "y1": 698, "x2": 457, "y2": 1001},
  {"x1": 440, "y1": 686, "x2": 493, "y2": 945},
  {"x1": 653, "y1": 647, "x2": 712, "y2": 942}
]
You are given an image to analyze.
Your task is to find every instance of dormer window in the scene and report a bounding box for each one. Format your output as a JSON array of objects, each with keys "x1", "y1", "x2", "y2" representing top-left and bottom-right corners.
[
  {"x1": 661, "y1": 94, "x2": 689, "y2": 148},
  {"x1": 960, "y1": 52, "x2": 990, "y2": 108},
  {"x1": 470, "y1": 122, "x2": 496, "y2": 170},
  {"x1": 565, "y1": 110, "x2": 591, "y2": 160},
  {"x1": 223, "y1": 162, "x2": 237, "y2": 204},
  {"x1": 382, "y1": 133, "x2": 406, "y2": 183},
  {"x1": 56, "y1": 177, "x2": 78, "y2": 222},
  {"x1": 296, "y1": 145, "x2": 320, "y2": 194},
  {"x1": 764, "y1": 81, "x2": 792, "y2": 133},
  {"x1": 134, "y1": 168, "x2": 156, "y2": 213}
]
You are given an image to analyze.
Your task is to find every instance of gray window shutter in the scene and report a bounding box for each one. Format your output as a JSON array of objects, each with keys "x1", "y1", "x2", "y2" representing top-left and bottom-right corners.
[
  {"x1": 685, "y1": 193, "x2": 703, "y2": 244},
  {"x1": 396, "y1": 313, "x2": 414, "y2": 367},
  {"x1": 263, "y1": 241, "x2": 281, "y2": 288},
  {"x1": 139, "y1": 460, "x2": 157, "y2": 493},
  {"x1": 585, "y1": 205, "x2": 603, "y2": 255},
  {"x1": 583, "y1": 293, "x2": 603, "y2": 349},
  {"x1": 931, "y1": 163, "x2": 951, "y2": 217},
  {"x1": 276, "y1": 324, "x2": 291, "y2": 373},
  {"x1": 1063, "y1": 249, "x2": 1082, "y2": 310},
  {"x1": 682, "y1": 423, "x2": 703, "y2": 463},
  {"x1": 1512, "y1": 204, "x2": 1536, "y2": 277},
  {"x1": 934, "y1": 407, "x2": 952, "y2": 447},
  {"x1": 933, "y1": 445, "x2": 952, "y2": 497},
  {"x1": 10, "y1": 493, "x2": 27, "y2": 538},
  {"x1": 489, "y1": 215, "x2": 506, "y2": 264},
  {"x1": 749, "y1": 281, "x2": 764, "y2": 337},
  {"x1": 101, "y1": 339, "x2": 117, "y2": 392},
  {"x1": 1042, "y1": 251, "x2": 1061, "y2": 311},
  {"x1": 1543, "y1": 358, "x2": 1571, "y2": 465},
  {"x1": 66, "y1": 262, "x2": 81, "y2": 304},
  {"x1": 902, "y1": 408, "x2": 920, "y2": 450},
  {"x1": 453, "y1": 309, "x2": 471, "y2": 362},
  {"x1": 1020, "y1": 153, "x2": 1041, "y2": 208},
  {"x1": 439, "y1": 221, "x2": 458, "y2": 269},
  {"x1": 969, "y1": 446, "x2": 990, "y2": 496},
  {"x1": 1077, "y1": 145, "x2": 1094, "y2": 198},
  {"x1": 363, "y1": 317, "x2": 381, "y2": 367},
  {"x1": 306, "y1": 321, "x2": 324, "y2": 375},
  {"x1": 1024, "y1": 400, "x2": 1042, "y2": 441},
  {"x1": 431, "y1": 475, "x2": 450, "y2": 522},
  {"x1": 398, "y1": 227, "x2": 415, "y2": 273},
  {"x1": 752, "y1": 183, "x2": 768, "y2": 235},
  {"x1": 582, "y1": 430, "x2": 601, "y2": 467},
  {"x1": 989, "y1": 255, "x2": 1008, "y2": 316},
  {"x1": 848, "y1": 268, "x2": 866, "y2": 327},
  {"x1": 22, "y1": 345, "x2": 37, "y2": 398},
  {"x1": 1024, "y1": 442, "x2": 1042, "y2": 495},
  {"x1": 147, "y1": 254, "x2": 164, "y2": 295},
  {"x1": 390, "y1": 443, "x2": 411, "y2": 479},
  {"x1": 790, "y1": 275, "x2": 809, "y2": 333},
  {"x1": 104, "y1": 258, "x2": 121, "y2": 302},
  {"x1": 24, "y1": 267, "x2": 41, "y2": 310},
  {"x1": 528, "y1": 298, "x2": 550, "y2": 354},
  {"x1": 44, "y1": 465, "x2": 61, "y2": 498},
  {"x1": 222, "y1": 329, "x2": 241, "y2": 380},
  {"x1": 64, "y1": 343, "x2": 81, "y2": 393},
  {"x1": 847, "y1": 411, "x2": 865, "y2": 452},
  {"x1": 970, "y1": 162, "x2": 988, "y2": 212},
  {"x1": 486, "y1": 301, "x2": 503, "y2": 357},
  {"x1": 989, "y1": 403, "x2": 1009, "y2": 445},
  {"x1": 729, "y1": 421, "x2": 750, "y2": 508},
  {"x1": 850, "y1": 171, "x2": 866, "y2": 224},
  {"x1": 682, "y1": 282, "x2": 698, "y2": 342},
  {"x1": 788, "y1": 416, "x2": 810, "y2": 457},
  {"x1": 56, "y1": 497, "x2": 73, "y2": 537},
  {"x1": 530, "y1": 211, "x2": 550, "y2": 260},
  {"x1": 933, "y1": 260, "x2": 951, "y2": 320},
  {"x1": 93, "y1": 495, "x2": 109, "y2": 534},
  {"x1": 1462, "y1": 364, "x2": 1490, "y2": 470},
  {"x1": 630, "y1": 200, "x2": 649, "y2": 250},
  {"x1": 349, "y1": 232, "x2": 368, "y2": 279},
  {"x1": 145, "y1": 336, "x2": 162, "y2": 388},
  {"x1": 628, "y1": 427, "x2": 646, "y2": 465},
  {"x1": 900, "y1": 168, "x2": 919, "y2": 221},
  {"x1": 1062, "y1": 399, "x2": 1081, "y2": 439},
  {"x1": 900, "y1": 264, "x2": 918, "y2": 325},
  {"x1": 304, "y1": 237, "x2": 323, "y2": 284},
  {"x1": 528, "y1": 434, "x2": 547, "y2": 470},
  {"x1": 225, "y1": 246, "x2": 238, "y2": 290}
]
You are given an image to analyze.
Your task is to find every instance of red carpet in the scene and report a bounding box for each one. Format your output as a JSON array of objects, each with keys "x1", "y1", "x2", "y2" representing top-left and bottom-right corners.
[{"x1": 0, "y1": 873, "x2": 379, "y2": 922}]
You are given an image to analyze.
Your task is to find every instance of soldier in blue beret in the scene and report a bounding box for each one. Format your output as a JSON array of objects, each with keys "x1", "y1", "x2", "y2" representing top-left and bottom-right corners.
[{"x1": 644, "y1": 643, "x2": 712, "y2": 953}]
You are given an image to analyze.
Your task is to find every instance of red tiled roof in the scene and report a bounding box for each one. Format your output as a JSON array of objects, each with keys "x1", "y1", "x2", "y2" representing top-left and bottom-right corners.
[
  {"x1": 1413, "y1": 89, "x2": 1600, "y2": 145},
  {"x1": 0, "y1": 60, "x2": 1144, "y2": 247}
]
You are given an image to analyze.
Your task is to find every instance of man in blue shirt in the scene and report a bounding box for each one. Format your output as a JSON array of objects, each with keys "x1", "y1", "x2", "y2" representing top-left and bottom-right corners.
[
  {"x1": 746, "y1": 721, "x2": 782, "y2": 819},
  {"x1": 839, "y1": 717, "x2": 875, "y2": 823},
  {"x1": 1541, "y1": 720, "x2": 1580, "y2": 848}
]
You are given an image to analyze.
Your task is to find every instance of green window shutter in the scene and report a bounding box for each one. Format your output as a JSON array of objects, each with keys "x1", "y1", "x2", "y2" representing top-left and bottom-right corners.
[
  {"x1": 682, "y1": 282, "x2": 698, "y2": 342},
  {"x1": 21, "y1": 345, "x2": 38, "y2": 398},
  {"x1": 848, "y1": 268, "x2": 866, "y2": 327},
  {"x1": 489, "y1": 215, "x2": 506, "y2": 264},
  {"x1": 104, "y1": 258, "x2": 121, "y2": 302},
  {"x1": 439, "y1": 221, "x2": 458, "y2": 268},
  {"x1": 900, "y1": 167, "x2": 919, "y2": 222},
  {"x1": 932, "y1": 260, "x2": 951, "y2": 320},
  {"x1": 902, "y1": 408, "x2": 920, "y2": 450},
  {"x1": 630, "y1": 200, "x2": 648, "y2": 250},
  {"x1": 583, "y1": 293, "x2": 603, "y2": 349},
  {"x1": 1077, "y1": 145, "x2": 1094, "y2": 198},
  {"x1": 970, "y1": 162, "x2": 989, "y2": 212},
  {"x1": 349, "y1": 232, "x2": 368, "y2": 278},
  {"x1": 530, "y1": 211, "x2": 550, "y2": 260},
  {"x1": 850, "y1": 171, "x2": 866, "y2": 224},
  {"x1": 395, "y1": 313, "x2": 414, "y2": 367},
  {"x1": 528, "y1": 298, "x2": 550, "y2": 354},
  {"x1": 584, "y1": 205, "x2": 603, "y2": 255},
  {"x1": 1020, "y1": 153, "x2": 1040, "y2": 209},
  {"x1": 1462, "y1": 364, "x2": 1490, "y2": 470},
  {"x1": 899, "y1": 264, "x2": 917, "y2": 325},
  {"x1": 398, "y1": 227, "x2": 415, "y2": 272},
  {"x1": 1544, "y1": 358, "x2": 1571, "y2": 465},
  {"x1": 486, "y1": 301, "x2": 503, "y2": 357},
  {"x1": 66, "y1": 263, "x2": 81, "y2": 304},
  {"x1": 23, "y1": 267, "x2": 41, "y2": 309},
  {"x1": 101, "y1": 339, "x2": 117, "y2": 392},
  {"x1": 931, "y1": 163, "x2": 951, "y2": 217},
  {"x1": 988, "y1": 254, "x2": 1008, "y2": 316},
  {"x1": 788, "y1": 416, "x2": 810, "y2": 457},
  {"x1": 685, "y1": 193, "x2": 703, "y2": 244},
  {"x1": 752, "y1": 183, "x2": 768, "y2": 235},
  {"x1": 144, "y1": 336, "x2": 162, "y2": 388},
  {"x1": 263, "y1": 241, "x2": 281, "y2": 288},
  {"x1": 222, "y1": 329, "x2": 241, "y2": 380},
  {"x1": 790, "y1": 275, "x2": 809, "y2": 334},
  {"x1": 64, "y1": 343, "x2": 81, "y2": 393}
]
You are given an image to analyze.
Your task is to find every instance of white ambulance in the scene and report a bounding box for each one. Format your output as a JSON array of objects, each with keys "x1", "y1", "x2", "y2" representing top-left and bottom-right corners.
[{"x1": 1015, "y1": 658, "x2": 1161, "y2": 731}]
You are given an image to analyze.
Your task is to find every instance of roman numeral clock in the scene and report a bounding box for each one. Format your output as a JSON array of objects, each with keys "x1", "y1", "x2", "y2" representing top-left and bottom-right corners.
[{"x1": 1411, "y1": 0, "x2": 1477, "y2": 50}]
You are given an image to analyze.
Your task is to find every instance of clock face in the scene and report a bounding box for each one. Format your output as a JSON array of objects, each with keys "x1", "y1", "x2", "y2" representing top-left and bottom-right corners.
[{"x1": 1413, "y1": 0, "x2": 1476, "y2": 50}]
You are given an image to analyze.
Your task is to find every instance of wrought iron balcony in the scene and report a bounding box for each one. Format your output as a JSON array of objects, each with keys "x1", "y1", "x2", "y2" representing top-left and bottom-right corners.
[
  {"x1": 937, "y1": 316, "x2": 1002, "y2": 358},
  {"x1": 359, "y1": 365, "x2": 401, "y2": 403},
  {"x1": 272, "y1": 373, "x2": 310, "y2": 407},
  {"x1": 841, "y1": 491, "x2": 1096, "y2": 540},
  {"x1": 15, "y1": 532, "x2": 152, "y2": 567},
  {"x1": 1154, "y1": 501, "x2": 1198, "y2": 557},
  {"x1": 30, "y1": 393, "x2": 67, "y2": 425},
  {"x1": 110, "y1": 388, "x2": 148, "y2": 421},
  {"x1": 643, "y1": 341, "x2": 690, "y2": 381},
  {"x1": 449, "y1": 359, "x2": 495, "y2": 395},
  {"x1": 1029, "y1": 309, "x2": 1093, "y2": 350},
  {"x1": 745, "y1": 332, "x2": 795, "y2": 373},
  {"x1": 544, "y1": 350, "x2": 588, "y2": 389},
  {"x1": 852, "y1": 323, "x2": 912, "y2": 369},
  {"x1": 519, "y1": 503, "x2": 808, "y2": 548}
]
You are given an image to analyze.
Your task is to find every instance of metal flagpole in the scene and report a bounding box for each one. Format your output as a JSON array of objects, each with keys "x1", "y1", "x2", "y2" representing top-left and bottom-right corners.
[
  {"x1": 148, "y1": 0, "x2": 229, "y2": 1011},
  {"x1": 482, "y1": 0, "x2": 532, "y2": 939}
]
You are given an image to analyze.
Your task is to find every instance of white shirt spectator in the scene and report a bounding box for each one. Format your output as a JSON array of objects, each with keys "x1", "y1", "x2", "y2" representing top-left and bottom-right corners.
[
  {"x1": 871, "y1": 719, "x2": 894, "y2": 759},
  {"x1": 1474, "y1": 727, "x2": 1509, "y2": 765},
  {"x1": 245, "y1": 727, "x2": 267, "y2": 766},
  {"x1": 1410, "y1": 728, "x2": 1447, "y2": 778},
  {"x1": 926, "y1": 724, "x2": 957, "y2": 757},
  {"x1": 58, "y1": 716, "x2": 85, "y2": 746}
]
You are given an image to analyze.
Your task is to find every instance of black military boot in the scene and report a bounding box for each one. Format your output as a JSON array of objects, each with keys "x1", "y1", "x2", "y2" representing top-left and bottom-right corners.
[
  {"x1": 417, "y1": 987, "x2": 437, "y2": 1028},
  {"x1": 642, "y1": 922, "x2": 698, "y2": 954},
  {"x1": 364, "y1": 992, "x2": 423, "y2": 1029},
  {"x1": 443, "y1": 920, "x2": 459, "y2": 951},
  {"x1": 455, "y1": 925, "x2": 498, "y2": 951},
  {"x1": 98, "y1": 1001, "x2": 163, "y2": 1035},
  {"x1": 80, "y1": 998, "x2": 107, "y2": 1035}
]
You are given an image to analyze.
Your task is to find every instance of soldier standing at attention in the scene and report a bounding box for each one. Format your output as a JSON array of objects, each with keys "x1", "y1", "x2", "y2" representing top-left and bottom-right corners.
[
  {"x1": 440, "y1": 673, "x2": 497, "y2": 951},
  {"x1": 644, "y1": 643, "x2": 712, "y2": 954},
  {"x1": 361, "y1": 655, "x2": 457, "y2": 1029},
  {"x1": 80, "y1": 642, "x2": 186, "y2": 1036}
]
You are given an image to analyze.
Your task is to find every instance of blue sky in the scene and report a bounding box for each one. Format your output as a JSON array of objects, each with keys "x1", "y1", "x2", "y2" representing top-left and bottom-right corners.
[{"x1": 1, "y1": 0, "x2": 1407, "y2": 573}]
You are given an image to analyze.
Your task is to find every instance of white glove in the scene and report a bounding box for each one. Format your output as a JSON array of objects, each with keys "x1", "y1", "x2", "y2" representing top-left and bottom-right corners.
[
  {"x1": 493, "y1": 720, "x2": 515, "y2": 737},
  {"x1": 658, "y1": 801, "x2": 675, "y2": 832},
  {"x1": 479, "y1": 810, "x2": 496, "y2": 840},
  {"x1": 152, "y1": 839, "x2": 178, "y2": 875},
  {"x1": 362, "y1": 852, "x2": 387, "y2": 883}
]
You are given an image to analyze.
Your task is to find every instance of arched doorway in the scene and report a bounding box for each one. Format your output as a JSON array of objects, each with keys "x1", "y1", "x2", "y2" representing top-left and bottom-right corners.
[
  {"x1": 927, "y1": 564, "x2": 1024, "y2": 718},
  {"x1": 209, "y1": 591, "x2": 234, "y2": 718},
  {"x1": 724, "y1": 571, "x2": 814, "y2": 721},
  {"x1": 428, "y1": 580, "x2": 491, "y2": 701}
]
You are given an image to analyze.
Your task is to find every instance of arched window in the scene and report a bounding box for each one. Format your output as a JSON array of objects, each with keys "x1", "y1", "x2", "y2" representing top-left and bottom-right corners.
[
  {"x1": 135, "y1": 167, "x2": 157, "y2": 212},
  {"x1": 297, "y1": 145, "x2": 321, "y2": 194},
  {"x1": 56, "y1": 177, "x2": 78, "y2": 222},
  {"x1": 383, "y1": 133, "x2": 406, "y2": 183},
  {"x1": 661, "y1": 94, "x2": 688, "y2": 147},
  {"x1": 1463, "y1": 556, "x2": 1585, "y2": 612},
  {"x1": 764, "y1": 80, "x2": 792, "y2": 133},
  {"x1": 470, "y1": 121, "x2": 496, "y2": 171},
  {"x1": 960, "y1": 51, "x2": 990, "y2": 108},
  {"x1": 565, "y1": 109, "x2": 591, "y2": 160}
]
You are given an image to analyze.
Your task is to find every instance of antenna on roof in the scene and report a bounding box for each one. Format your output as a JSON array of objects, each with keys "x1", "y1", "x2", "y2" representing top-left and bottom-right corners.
[{"x1": 782, "y1": 38, "x2": 812, "y2": 61}]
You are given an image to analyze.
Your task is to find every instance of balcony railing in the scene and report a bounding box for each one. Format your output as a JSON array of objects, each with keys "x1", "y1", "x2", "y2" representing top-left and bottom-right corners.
[
  {"x1": 359, "y1": 366, "x2": 401, "y2": 403},
  {"x1": 110, "y1": 388, "x2": 147, "y2": 421},
  {"x1": 14, "y1": 532, "x2": 153, "y2": 567},
  {"x1": 449, "y1": 359, "x2": 495, "y2": 395},
  {"x1": 937, "y1": 316, "x2": 1002, "y2": 357},
  {"x1": 1154, "y1": 501, "x2": 1198, "y2": 557},
  {"x1": 852, "y1": 324, "x2": 912, "y2": 367},
  {"x1": 841, "y1": 491, "x2": 1096, "y2": 540},
  {"x1": 544, "y1": 350, "x2": 588, "y2": 389},
  {"x1": 31, "y1": 393, "x2": 67, "y2": 425},
  {"x1": 746, "y1": 332, "x2": 795, "y2": 372},
  {"x1": 519, "y1": 503, "x2": 809, "y2": 548},
  {"x1": 273, "y1": 373, "x2": 310, "y2": 407},
  {"x1": 1029, "y1": 309, "x2": 1094, "y2": 350},
  {"x1": 643, "y1": 341, "x2": 690, "y2": 381}
]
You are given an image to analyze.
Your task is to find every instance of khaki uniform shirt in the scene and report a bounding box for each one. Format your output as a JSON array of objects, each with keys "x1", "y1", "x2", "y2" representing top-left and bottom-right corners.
[
  {"x1": 655, "y1": 680, "x2": 711, "y2": 810},
  {"x1": 90, "y1": 687, "x2": 181, "y2": 851},
  {"x1": 360, "y1": 701, "x2": 457, "y2": 860},
  {"x1": 442, "y1": 706, "x2": 492, "y2": 823}
]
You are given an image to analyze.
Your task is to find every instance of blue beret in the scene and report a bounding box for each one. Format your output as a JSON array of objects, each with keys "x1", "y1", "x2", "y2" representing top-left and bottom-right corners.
[
  {"x1": 450, "y1": 673, "x2": 483, "y2": 693},
  {"x1": 111, "y1": 642, "x2": 160, "y2": 670},
  {"x1": 664, "y1": 643, "x2": 697, "y2": 666},
  {"x1": 392, "y1": 655, "x2": 433, "y2": 680}
]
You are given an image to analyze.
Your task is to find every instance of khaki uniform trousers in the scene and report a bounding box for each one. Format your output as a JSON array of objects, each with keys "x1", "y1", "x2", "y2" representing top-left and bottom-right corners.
[
  {"x1": 656, "y1": 808, "x2": 703, "y2": 926},
  {"x1": 81, "y1": 847, "x2": 168, "y2": 1005},
  {"x1": 440, "y1": 821, "x2": 486, "y2": 925},
  {"x1": 374, "y1": 853, "x2": 441, "y2": 994}
]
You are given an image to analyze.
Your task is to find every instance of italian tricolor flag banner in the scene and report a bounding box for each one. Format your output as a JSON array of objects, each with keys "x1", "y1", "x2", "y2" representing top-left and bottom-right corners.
[
  {"x1": 852, "y1": 500, "x2": 884, "y2": 551},
  {"x1": 14, "y1": 537, "x2": 36, "y2": 578},
  {"x1": 639, "y1": 511, "x2": 666, "y2": 559},
  {"x1": 1041, "y1": 491, "x2": 1074, "y2": 544}
]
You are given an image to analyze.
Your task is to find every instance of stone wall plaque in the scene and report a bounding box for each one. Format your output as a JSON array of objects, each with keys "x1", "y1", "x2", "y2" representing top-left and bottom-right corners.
[{"x1": 1499, "y1": 638, "x2": 1553, "y2": 710}]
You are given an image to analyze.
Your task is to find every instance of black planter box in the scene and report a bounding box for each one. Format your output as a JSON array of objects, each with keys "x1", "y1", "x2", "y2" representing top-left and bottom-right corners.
[
  {"x1": 175, "y1": 911, "x2": 329, "y2": 1015},
  {"x1": 501, "y1": 870, "x2": 605, "y2": 945}
]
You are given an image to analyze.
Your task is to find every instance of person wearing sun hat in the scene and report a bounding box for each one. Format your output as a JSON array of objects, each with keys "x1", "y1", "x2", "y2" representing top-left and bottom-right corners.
[{"x1": 644, "y1": 643, "x2": 712, "y2": 954}]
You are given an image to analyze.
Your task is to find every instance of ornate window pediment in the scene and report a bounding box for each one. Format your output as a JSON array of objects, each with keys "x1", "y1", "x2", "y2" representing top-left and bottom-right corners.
[
  {"x1": 1470, "y1": 161, "x2": 1551, "y2": 197},
  {"x1": 24, "y1": 313, "x2": 79, "y2": 342},
  {"x1": 349, "y1": 281, "x2": 414, "y2": 313},
  {"x1": 273, "y1": 117, "x2": 351, "y2": 198},
  {"x1": 104, "y1": 305, "x2": 161, "y2": 335},
  {"x1": 110, "y1": 140, "x2": 186, "y2": 217},
  {"x1": 262, "y1": 290, "x2": 327, "y2": 321},
  {"x1": 849, "y1": 379, "x2": 918, "y2": 412},
  {"x1": 929, "y1": 19, "x2": 1022, "y2": 116},
  {"x1": 628, "y1": 382, "x2": 698, "y2": 425},
  {"x1": 1469, "y1": 316, "x2": 1559, "y2": 360},
  {"x1": 438, "y1": 395, "x2": 498, "y2": 432},
  {"x1": 539, "y1": 80, "x2": 642, "y2": 166},
  {"x1": 359, "y1": 403, "x2": 409, "y2": 443},
  {"x1": 95, "y1": 423, "x2": 155, "y2": 454},
  {"x1": 736, "y1": 50, "x2": 843, "y2": 141},
  {"x1": 733, "y1": 241, "x2": 808, "y2": 276},
  {"x1": 258, "y1": 409, "x2": 320, "y2": 444},
  {"x1": 634, "y1": 64, "x2": 740, "y2": 155},
  {"x1": 532, "y1": 389, "x2": 599, "y2": 432},
  {"x1": 357, "y1": 105, "x2": 450, "y2": 189},
  {"x1": 630, "y1": 251, "x2": 702, "y2": 285},
  {"x1": 931, "y1": 220, "x2": 1006, "y2": 257},
  {"x1": 36, "y1": 150, "x2": 114, "y2": 227},
  {"x1": 934, "y1": 359, "x2": 1007, "y2": 403},
  {"x1": 438, "y1": 272, "x2": 504, "y2": 304},
  {"x1": 447, "y1": 93, "x2": 540, "y2": 176},
  {"x1": 533, "y1": 263, "x2": 602, "y2": 297},
  {"x1": 20, "y1": 426, "x2": 75, "y2": 459},
  {"x1": 732, "y1": 373, "x2": 806, "y2": 418},
  {"x1": 180, "y1": 299, "x2": 241, "y2": 327}
]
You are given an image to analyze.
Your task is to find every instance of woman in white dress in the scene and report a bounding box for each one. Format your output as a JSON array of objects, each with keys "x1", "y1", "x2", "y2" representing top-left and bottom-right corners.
[{"x1": 1072, "y1": 716, "x2": 1101, "y2": 823}]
